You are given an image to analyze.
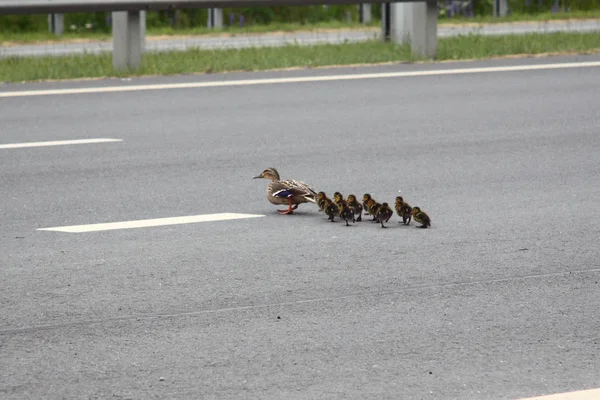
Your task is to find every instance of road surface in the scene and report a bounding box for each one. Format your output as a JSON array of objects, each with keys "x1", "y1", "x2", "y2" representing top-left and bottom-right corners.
[{"x1": 1, "y1": 54, "x2": 599, "y2": 399}]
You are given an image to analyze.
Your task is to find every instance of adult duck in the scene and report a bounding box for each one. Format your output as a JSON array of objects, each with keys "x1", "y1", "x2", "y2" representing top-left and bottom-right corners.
[{"x1": 252, "y1": 167, "x2": 317, "y2": 215}]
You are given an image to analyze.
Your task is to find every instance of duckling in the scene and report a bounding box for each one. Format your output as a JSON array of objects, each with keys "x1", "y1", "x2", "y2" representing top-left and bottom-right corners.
[
  {"x1": 316, "y1": 191, "x2": 330, "y2": 212},
  {"x1": 411, "y1": 206, "x2": 431, "y2": 228},
  {"x1": 376, "y1": 202, "x2": 394, "y2": 228},
  {"x1": 365, "y1": 198, "x2": 376, "y2": 212},
  {"x1": 368, "y1": 201, "x2": 382, "y2": 222},
  {"x1": 395, "y1": 196, "x2": 413, "y2": 225},
  {"x1": 320, "y1": 196, "x2": 332, "y2": 212},
  {"x1": 346, "y1": 194, "x2": 363, "y2": 222},
  {"x1": 399, "y1": 203, "x2": 413, "y2": 225},
  {"x1": 324, "y1": 200, "x2": 339, "y2": 222},
  {"x1": 362, "y1": 194, "x2": 373, "y2": 215},
  {"x1": 333, "y1": 192, "x2": 345, "y2": 208},
  {"x1": 338, "y1": 200, "x2": 355, "y2": 227}
]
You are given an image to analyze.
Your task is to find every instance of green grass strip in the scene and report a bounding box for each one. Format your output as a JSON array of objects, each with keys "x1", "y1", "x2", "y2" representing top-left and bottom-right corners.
[
  {"x1": 438, "y1": 31, "x2": 600, "y2": 60},
  {"x1": 1, "y1": 32, "x2": 599, "y2": 83}
]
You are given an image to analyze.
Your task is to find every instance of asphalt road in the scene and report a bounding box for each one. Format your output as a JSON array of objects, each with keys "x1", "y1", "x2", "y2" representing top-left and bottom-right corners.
[
  {"x1": 1, "y1": 18, "x2": 599, "y2": 58},
  {"x1": 1, "y1": 54, "x2": 600, "y2": 399}
]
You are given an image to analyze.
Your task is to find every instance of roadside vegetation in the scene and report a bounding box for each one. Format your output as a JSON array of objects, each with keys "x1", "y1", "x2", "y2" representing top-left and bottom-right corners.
[{"x1": 2, "y1": 32, "x2": 599, "y2": 83}]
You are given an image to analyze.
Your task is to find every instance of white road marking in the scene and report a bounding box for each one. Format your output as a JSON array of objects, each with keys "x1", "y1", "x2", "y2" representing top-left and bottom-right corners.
[
  {"x1": 0, "y1": 138, "x2": 122, "y2": 149},
  {"x1": 37, "y1": 213, "x2": 266, "y2": 233},
  {"x1": 516, "y1": 389, "x2": 600, "y2": 400},
  {"x1": 1, "y1": 61, "x2": 599, "y2": 98}
]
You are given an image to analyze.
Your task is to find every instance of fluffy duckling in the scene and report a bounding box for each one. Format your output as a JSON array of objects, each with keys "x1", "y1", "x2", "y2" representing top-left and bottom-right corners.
[
  {"x1": 411, "y1": 206, "x2": 431, "y2": 229},
  {"x1": 362, "y1": 194, "x2": 373, "y2": 215},
  {"x1": 368, "y1": 201, "x2": 382, "y2": 222},
  {"x1": 338, "y1": 199, "x2": 355, "y2": 227},
  {"x1": 316, "y1": 191, "x2": 330, "y2": 212},
  {"x1": 333, "y1": 192, "x2": 345, "y2": 208},
  {"x1": 346, "y1": 194, "x2": 363, "y2": 222},
  {"x1": 395, "y1": 196, "x2": 413, "y2": 225},
  {"x1": 376, "y1": 202, "x2": 394, "y2": 228},
  {"x1": 324, "y1": 200, "x2": 339, "y2": 222}
]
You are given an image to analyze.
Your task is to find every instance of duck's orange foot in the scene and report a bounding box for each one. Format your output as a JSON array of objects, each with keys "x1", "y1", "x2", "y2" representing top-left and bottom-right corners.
[{"x1": 277, "y1": 199, "x2": 296, "y2": 215}]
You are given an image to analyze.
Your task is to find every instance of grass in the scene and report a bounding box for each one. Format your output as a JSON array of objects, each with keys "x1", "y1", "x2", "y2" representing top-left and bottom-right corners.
[
  {"x1": 438, "y1": 31, "x2": 600, "y2": 59},
  {"x1": 1, "y1": 32, "x2": 599, "y2": 83},
  {"x1": 1, "y1": 9, "x2": 600, "y2": 44}
]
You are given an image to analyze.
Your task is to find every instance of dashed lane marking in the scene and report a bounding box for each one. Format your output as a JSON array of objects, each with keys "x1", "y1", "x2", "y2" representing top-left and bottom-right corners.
[
  {"x1": 37, "y1": 213, "x2": 266, "y2": 233},
  {"x1": 516, "y1": 388, "x2": 600, "y2": 400},
  {"x1": 0, "y1": 138, "x2": 122, "y2": 149}
]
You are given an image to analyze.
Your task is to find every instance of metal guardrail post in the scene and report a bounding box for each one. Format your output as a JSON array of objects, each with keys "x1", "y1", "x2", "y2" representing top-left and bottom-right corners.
[
  {"x1": 381, "y1": 2, "x2": 391, "y2": 41},
  {"x1": 493, "y1": 0, "x2": 508, "y2": 17},
  {"x1": 112, "y1": 10, "x2": 143, "y2": 70},
  {"x1": 140, "y1": 10, "x2": 146, "y2": 52},
  {"x1": 382, "y1": 1, "x2": 437, "y2": 58},
  {"x1": 48, "y1": 13, "x2": 64, "y2": 35},
  {"x1": 359, "y1": 4, "x2": 372, "y2": 24},
  {"x1": 207, "y1": 8, "x2": 223, "y2": 29}
]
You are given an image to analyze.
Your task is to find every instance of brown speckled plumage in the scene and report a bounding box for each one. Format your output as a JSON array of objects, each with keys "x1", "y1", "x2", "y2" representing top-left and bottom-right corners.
[{"x1": 253, "y1": 167, "x2": 317, "y2": 215}]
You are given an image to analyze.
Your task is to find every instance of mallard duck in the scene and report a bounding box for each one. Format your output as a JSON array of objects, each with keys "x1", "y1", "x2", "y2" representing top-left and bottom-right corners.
[
  {"x1": 395, "y1": 196, "x2": 413, "y2": 225},
  {"x1": 253, "y1": 167, "x2": 317, "y2": 215},
  {"x1": 376, "y1": 202, "x2": 394, "y2": 228},
  {"x1": 347, "y1": 194, "x2": 363, "y2": 222},
  {"x1": 338, "y1": 199, "x2": 354, "y2": 226},
  {"x1": 411, "y1": 206, "x2": 431, "y2": 228}
]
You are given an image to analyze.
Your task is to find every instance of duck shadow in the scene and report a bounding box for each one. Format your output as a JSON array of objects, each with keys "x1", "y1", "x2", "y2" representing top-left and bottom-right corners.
[{"x1": 260, "y1": 209, "x2": 433, "y2": 229}]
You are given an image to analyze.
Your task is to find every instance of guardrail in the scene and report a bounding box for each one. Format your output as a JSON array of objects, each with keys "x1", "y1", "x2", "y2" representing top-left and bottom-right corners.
[{"x1": 0, "y1": 0, "x2": 438, "y2": 70}]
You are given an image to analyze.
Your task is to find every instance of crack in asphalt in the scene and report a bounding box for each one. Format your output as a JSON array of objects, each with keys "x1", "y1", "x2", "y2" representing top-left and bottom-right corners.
[{"x1": 2, "y1": 267, "x2": 599, "y2": 336}]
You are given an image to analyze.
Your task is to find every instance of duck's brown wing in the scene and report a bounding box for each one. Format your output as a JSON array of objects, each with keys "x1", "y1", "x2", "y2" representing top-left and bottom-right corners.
[
  {"x1": 270, "y1": 180, "x2": 317, "y2": 202},
  {"x1": 277, "y1": 179, "x2": 317, "y2": 201}
]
